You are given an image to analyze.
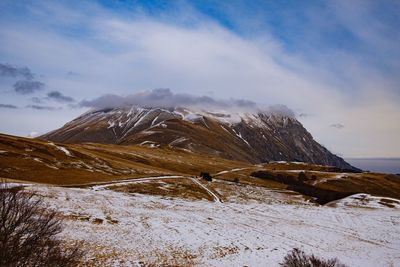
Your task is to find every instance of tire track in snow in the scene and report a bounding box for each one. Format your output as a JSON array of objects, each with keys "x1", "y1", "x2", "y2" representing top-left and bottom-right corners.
[{"x1": 226, "y1": 204, "x2": 396, "y2": 249}]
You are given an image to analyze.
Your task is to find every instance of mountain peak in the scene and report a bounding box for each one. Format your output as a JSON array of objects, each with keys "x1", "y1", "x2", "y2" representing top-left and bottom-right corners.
[{"x1": 40, "y1": 105, "x2": 357, "y2": 171}]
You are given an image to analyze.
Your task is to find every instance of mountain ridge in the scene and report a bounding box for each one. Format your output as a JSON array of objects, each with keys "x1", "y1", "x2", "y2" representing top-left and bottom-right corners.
[{"x1": 39, "y1": 106, "x2": 358, "y2": 171}]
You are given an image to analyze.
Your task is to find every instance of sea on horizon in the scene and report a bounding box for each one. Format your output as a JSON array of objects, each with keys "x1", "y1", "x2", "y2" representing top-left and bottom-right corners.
[{"x1": 345, "y1": 158, "x2": 400, "y2": 174}]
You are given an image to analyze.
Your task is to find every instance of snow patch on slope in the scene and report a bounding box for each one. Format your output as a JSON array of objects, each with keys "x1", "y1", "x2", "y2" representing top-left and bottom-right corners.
[
  {"x1": 169, "y1": 137, "x2": 189, "y2": 146},
  {"x1": 232, "y1": 128, "x2": 251, "y2": 147},
  {"x1": 333, "y1": 194, "x2": 400, "y2": 209},
  {"x1": 49, "y1": 142, "x2": 73, "y2": 157},
  {"x1": 107, "y1": 120, "x2": 115, "y2": 129}
]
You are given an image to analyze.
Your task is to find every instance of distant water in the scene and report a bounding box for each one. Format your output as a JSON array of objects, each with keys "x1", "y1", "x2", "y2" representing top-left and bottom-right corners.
[{"x1": 345, "y1": 158, "x2": 400, "y2": 174}]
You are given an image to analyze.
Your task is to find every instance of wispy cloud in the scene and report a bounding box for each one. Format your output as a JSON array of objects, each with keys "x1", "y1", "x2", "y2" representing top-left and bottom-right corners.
[
  {"x1": 31, "y1": 96, "x2": 44, "y2": 104},
  {"x1": 0, "y1": 62, "x2": 46, "y2": 95},
  {"x1": 330, "y1": 123, "x2": 345, "y2": 130},
  {"x1": 13, "y1": 80, "x2": 45, "y2": 94},
  {"x1": 46, "y1": 90, "x2": 74, "y2": 102},
  {"x1": 66, "y1": 71, "x2": 80, "y2": 78},
  {"x1": 0, "y1": 63, "x2": 34, "y2": 80},
  {"x1": 26, "y1": 104, "x2": 59, "y2": 111},
  {"x1": 0, "y1": 103, "x2": 18, "y2": 109}
]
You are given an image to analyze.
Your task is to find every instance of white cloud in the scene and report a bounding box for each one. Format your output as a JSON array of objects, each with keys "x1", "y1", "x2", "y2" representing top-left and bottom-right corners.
[
  {"x1": 27, "y1": 131, "x2": 39, "y2": 138},
  {"x1": 0, "y1": 1, "x2": 399, "y2": 157}
]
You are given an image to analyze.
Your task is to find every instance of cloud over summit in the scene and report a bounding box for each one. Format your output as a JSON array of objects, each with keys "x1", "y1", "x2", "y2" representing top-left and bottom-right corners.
[
  {"x1": 79, "y1": 88, "x2": 255, "y2": 109},
  {"x1": 79, "y1": 88, "x2": 295, "y2": 117}
]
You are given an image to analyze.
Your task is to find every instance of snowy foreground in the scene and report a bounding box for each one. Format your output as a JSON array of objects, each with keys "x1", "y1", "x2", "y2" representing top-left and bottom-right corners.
[{"x1": 29, "y1": 184, "x2": 400, "y2": 267}]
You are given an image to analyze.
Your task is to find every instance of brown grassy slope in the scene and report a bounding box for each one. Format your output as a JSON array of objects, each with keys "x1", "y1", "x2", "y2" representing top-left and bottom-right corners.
[
  {"x1": 40, "y1": 111, "x2": 260, "y2": 163},
  {"x1": 263, "y1": 162, "x2": 343, "y2": 172},
  {"x1": 250, "y1": 163, "x2": 400, "y2": 200},
  {"x1": 317, "y1": 172, "x2": 400, "y2": 199},
  {"x1": 1, "y1": 133, "x2": 399, "y2": 202},
  {"x1": 109, "y1": 178, "x2": 215, "y2": 201},
  {"x1": 0, "y1": 133, "x2": 250, "y2": 185}
]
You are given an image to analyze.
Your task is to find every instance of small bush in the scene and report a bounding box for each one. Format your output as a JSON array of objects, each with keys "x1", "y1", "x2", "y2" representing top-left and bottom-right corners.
[
  {"x1": 0, "y1": 181, "x2": 84, "y2": 266},
  {"x1": 233, "y1": 177, "x2": 240, "y2": 183},
  {"x1": 298, "y1": 172, "x2": 307, "y2": 182},
  {"x1": 280, "y1": 248, "x2": 348, "y2": 267},
  {"x1": 200, "y1": 172, "x2": 212, "y2": 182}
]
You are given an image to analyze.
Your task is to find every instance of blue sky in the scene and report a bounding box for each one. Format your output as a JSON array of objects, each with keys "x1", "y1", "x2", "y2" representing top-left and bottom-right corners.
[{"x1": 0, "y1": 0, "x2": 399, "y2": 157}]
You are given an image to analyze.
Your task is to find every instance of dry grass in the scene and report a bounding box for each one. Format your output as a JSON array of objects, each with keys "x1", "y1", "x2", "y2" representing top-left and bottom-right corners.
[
  {"x1": 207, "y1": 179, "x2": 311, "y2": 204},
  {"x1": 264, "y1": 162, "x2": 341, "y2": 172},
  {"x1": 140, "y1": 245, "x2": 199, "y2": 267},
  {"x1": 318, "y1": 172, "x2": 400, "y2": 199},
  {"x1": 0, "y1": 133, "x2": 251, "y2": 185},
  {"x1": 210, "y1": 245, "x2": 239, "y2": 259},
  {"x1": 251, "y1": 169, "x2": 400, "y2": 203},
  {"x1": 109, "y1": 178, "x2": 214, "y2": 201},
  {"x1": 1, "y1": 133, "x2": 399, "y2": 202},
  {"x1": 78, "y1": 243, "x2": 199, "y2": 267},
  {"x1": 0, "y1": 181, "x2": 85, "y2": 266},
  {"x1": 280, "y1": 248, "x2": 348, "y2": 267}
]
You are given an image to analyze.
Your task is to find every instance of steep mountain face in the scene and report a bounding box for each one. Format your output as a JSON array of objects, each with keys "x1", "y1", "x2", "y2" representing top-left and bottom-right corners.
[{"x1": 40, "y1": 106, "x2": 356, "y2": 170}]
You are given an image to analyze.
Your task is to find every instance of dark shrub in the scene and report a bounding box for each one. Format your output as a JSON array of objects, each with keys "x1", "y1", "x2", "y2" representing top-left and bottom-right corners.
[
  {"x1": 251, "y1": 171, "x2": 358, "y2": 204},
  {"x1": 298, "y1": 172, "x2": 307, "y2": 182},
  {"x1": 200, "y1": 172, "x2": 212, "y2": 182},
  {"x1": 280, "y1": 248, "x2": 348, "y2": 267},
  {"x1": 233, "y1": 177, "x2": 240, "y2": 183},
  {"x1": 0, "y1": 181, "x2": 84, "y2": 267}
]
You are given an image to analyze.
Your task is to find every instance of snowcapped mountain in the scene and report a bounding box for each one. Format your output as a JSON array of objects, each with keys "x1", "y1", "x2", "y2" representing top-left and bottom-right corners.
[{"x1": 40, "y1": 106, "x2": 356, "y2": 170}]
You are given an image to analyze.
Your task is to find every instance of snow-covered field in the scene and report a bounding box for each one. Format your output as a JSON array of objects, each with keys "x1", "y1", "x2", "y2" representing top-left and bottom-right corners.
[{"x1": 28, "y1": 183, "x2": 400, "y2": 267}]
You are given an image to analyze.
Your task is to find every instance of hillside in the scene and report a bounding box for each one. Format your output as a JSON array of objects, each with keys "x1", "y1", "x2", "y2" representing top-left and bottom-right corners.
[
  {"x1": 39, "y1": 106, "x2": 356, "y2": 170},
  {"x1": 8, "y1": 180, "x2": 400, "y2": 266},
  {"x1": 0, "y1": 133, "x2": 250, "y2": 185},
  {"x1": 1, "y1": 133, "x2": 398, "y2": 201},
  {"x1": 2, "y1": 132, "x2": 399, "y2": 266}
]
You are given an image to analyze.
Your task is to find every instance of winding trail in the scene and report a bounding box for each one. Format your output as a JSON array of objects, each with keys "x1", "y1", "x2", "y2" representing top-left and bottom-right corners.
[
  {"x1": 190, "y1": 178, "x2": 222, "y2": 203},
  {"x1": 64, "y1": 165, "x2": 266, "y2": 203},
  {"x1": 213, "y1": 168, "x2": 249, "y2": 176},
  {"x1": 91, "y1": 175, "x2": 184, "y2": 190},
  {"x1": 88, "y1": 175, "x2": 223, "y2": 203}
]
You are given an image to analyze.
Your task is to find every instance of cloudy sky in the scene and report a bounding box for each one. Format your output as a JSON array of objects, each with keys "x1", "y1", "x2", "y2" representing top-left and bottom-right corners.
[{"x1": 0, "y1": 0, "x2": 399, "y2": 158}]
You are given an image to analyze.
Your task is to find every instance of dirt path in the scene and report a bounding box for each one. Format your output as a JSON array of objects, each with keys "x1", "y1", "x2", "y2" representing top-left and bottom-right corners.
[
  {"x1": 88, "y1": 175, "x2": 223, "y2": 203},
  {"x1": 213, "y1": 167, "x2": 249, "y2": 176},
  {"x1": 190, "y1": 178, "x2": 222, "y2": 203},
  {"x1": 90, "y1": 175, "x2": 184, "y2": 190}
]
